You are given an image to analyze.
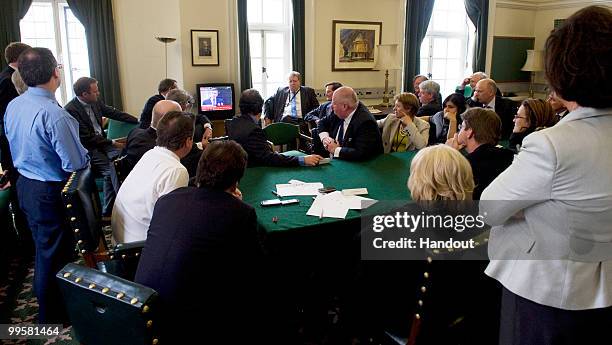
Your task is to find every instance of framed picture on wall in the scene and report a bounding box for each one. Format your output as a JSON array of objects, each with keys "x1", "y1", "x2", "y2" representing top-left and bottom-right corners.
[
  {"x1": 191, "y1": 29, "x2": 219, "y2": 66},
  {"x1": 332, "y1": 20, "x2": 382, "y2": 71}
]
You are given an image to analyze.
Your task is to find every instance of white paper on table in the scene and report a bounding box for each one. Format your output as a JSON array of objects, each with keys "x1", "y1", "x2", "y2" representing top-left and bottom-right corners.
[
  {"x1": 344, "y1": 195, "x2": 377, "y2": 210},
  {"x1": 342, "y1": 188, "x2": 368, "y2": 196},
  {"x1": 276, "y1": 181, "x2": 324, "y2": 197},
  {"x1": 307, "y1": 192, "x2": 349, "y2": 219}
]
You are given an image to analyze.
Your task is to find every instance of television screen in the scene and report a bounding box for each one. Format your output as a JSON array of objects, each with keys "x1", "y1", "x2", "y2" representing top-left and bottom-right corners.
[{"x1": 196, "y1": 83, "x2": 235, "y2": 120}]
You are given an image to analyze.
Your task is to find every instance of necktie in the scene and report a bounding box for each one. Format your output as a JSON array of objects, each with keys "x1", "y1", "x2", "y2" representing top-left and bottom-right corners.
[
  {"x1": 337, "y1": 119, "x2": 345, "y2": 145},
  {"x1": 291, "y1": 93, "x2": 298, "y2": 118}
]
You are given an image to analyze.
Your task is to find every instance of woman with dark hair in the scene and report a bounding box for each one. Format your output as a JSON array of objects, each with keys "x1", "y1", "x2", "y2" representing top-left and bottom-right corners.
[
  {"x1": 508, "y1": 98, "x2": 555, "y2": 152},
  {"x1": 135, "y1": 140, "x2": 268, "y2": 343},
  {"x1": 481, "y1": 6, "x2": 612, "y2": 344},
  {"x1": 428, "y1": 93, "x2": 466, "y2": 144}
]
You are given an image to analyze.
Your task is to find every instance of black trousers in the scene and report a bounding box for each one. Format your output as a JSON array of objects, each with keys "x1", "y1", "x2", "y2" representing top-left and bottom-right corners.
[
  {"x1": 499, "y1": 286, "x2": 612, "y2": 345},
  {"x1": 17, "y1": 176, "x2": 74, "y2": 324}
]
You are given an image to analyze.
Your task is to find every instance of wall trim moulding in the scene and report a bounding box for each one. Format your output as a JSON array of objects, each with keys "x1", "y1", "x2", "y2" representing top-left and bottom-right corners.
[{"x1": 496, "y1": 0, "x2": 610, "y2": 11}]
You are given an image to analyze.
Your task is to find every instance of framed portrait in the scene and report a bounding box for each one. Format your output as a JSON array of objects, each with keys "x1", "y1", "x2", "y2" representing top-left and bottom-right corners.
[
  {"x1": 332, "y1": 20, "x2": 382, "y2": 71},
  {"x1": 191, "y1": 29, "x2": 219, "y2": 66}
]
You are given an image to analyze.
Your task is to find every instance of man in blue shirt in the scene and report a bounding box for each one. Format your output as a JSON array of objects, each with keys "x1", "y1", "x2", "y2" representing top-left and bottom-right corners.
[{"x1": 4, "y1": 47, "x2": 89, "y2": 324}]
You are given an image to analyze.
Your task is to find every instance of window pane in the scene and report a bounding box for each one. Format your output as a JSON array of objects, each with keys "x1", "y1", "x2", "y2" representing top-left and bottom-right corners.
[
  {"x1": 247, "y1": 0, "x2": 262, "y2": 23},
  {"x1": 419, "y1": 59, "x2": 428, "y2": 75},
  {"x1": 446, "y1": 39, "x2": 461, "y2": 59},
  {"x1": 420, "y1": 38, "x2": 429, "y2": 58},
  {"x1": 249, "y1": 32, "x2": 262, "y2": 57},
  {"x1": 251, "y1": 58, "x2": 262, "y2": 83},
  {"x1": 265, "y1": 32, "x2": 284, "y2": 58},
  {"x1": 65, "y1": 8, "x2": 90, "y2": 87},
  {"x1": 266, "y1": 82, "x2": 283, "y2": 98},
  {"x1": 433, "y1": 38, "x2": 447, "y2": 59},
  {"x1": 447, "y1": 12, "x2": 464, "y2": 32},
  {"x1": 433, "y1": 12, "x2": 448, "y2": 31},
  {"x1": 265, "y1": 58, "x2": 285, "y2": 83},
  {"x1": 445, "y1": 59, "x2": 461, "y2": 80},
  {"x1": 432, "y1": 59, "x2": 447, "y2": 79},
  {"x1": 262, "y1": 0, "x2": 284, "y2": 24}
]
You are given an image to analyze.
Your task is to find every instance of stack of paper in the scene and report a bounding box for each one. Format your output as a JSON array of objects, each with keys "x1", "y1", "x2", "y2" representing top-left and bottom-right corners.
[
  {"x1": 275, "y1": 180, "x2": 324, "y2": 197},
  {"x1": 306, "y1": 191, "x2": 376, "y2": 219}
]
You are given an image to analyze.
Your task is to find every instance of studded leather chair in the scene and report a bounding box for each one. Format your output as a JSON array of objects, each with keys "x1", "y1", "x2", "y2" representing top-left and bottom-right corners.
[
  {"x1": 57, "y1": 263, "x2": 159, "y2": 345},
  {"x1": 62, "y1": 167, "x2": 144, "y2": 280}
]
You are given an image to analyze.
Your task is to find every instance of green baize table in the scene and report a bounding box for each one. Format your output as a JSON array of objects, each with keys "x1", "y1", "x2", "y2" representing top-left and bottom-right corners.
[{"x1": 240, "y1": 151, "x2": 417, "y2": 234}]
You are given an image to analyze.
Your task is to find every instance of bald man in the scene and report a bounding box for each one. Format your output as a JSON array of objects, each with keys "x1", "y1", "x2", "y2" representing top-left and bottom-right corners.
[
  {"x1": 472, "y1": 78, "x2": 518, "y2": 139},
  {"x1": 123, "y1": 100, "x2": 182, "y2": 171},
  {"x1": 314, "y1": 86, "x2": 383, "y2": 161}
]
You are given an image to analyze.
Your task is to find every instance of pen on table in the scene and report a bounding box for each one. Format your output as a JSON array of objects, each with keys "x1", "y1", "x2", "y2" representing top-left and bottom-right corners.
[{"x1": 271, "y1": 190, "x2": 279, "y2": 197}]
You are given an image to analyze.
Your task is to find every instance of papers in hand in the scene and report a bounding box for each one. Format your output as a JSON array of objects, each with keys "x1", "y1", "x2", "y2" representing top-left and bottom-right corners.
[
  {"x1": 276, "y1": 180, "x2": 324, "y2": 197},
  {"x1": 307, "y1": 191, "x2": 376, "y2": 219}
]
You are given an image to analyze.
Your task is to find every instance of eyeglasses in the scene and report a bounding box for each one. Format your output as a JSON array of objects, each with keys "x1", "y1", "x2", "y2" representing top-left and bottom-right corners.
[{"x1": 514, "y1": 115, "x2": 528, "y2": 120}]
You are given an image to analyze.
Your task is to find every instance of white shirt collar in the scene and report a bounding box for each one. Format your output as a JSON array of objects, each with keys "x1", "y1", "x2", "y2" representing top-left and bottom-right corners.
[{"x1": 486, "y1": 97, "x2": 496, "y2": 110}]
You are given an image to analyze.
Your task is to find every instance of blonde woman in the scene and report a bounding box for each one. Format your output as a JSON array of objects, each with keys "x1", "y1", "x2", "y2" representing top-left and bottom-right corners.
[
  {"x1": 378, "y1": 92, "x2": 429, "y2": 153},
  {"x1": 407, "y1": 144, "x2": 474, "y2": 200}
]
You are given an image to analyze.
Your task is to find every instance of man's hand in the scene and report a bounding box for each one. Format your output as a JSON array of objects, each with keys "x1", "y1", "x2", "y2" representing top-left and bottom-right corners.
[
  {"x1": 0, "y1": 170, "x2": 10, "y2": 190},
  {"x1": 201, "y1": 127, "x2": 212, "y2": 150},
  {"x1": 445, "y1": 134, "x2": 465, "y2": 151},
  {"x1": 112, "y1": 138, "x2": 126, "y2": 149},
  {"x1": 326, "y1": 140, "x2": 339, "y2": 154},
  {"x1": 303, "y1": 155, "x2": 324, "y2": 166},
  {"x1": 461, "y1": 77, "x2": 470, "y2": 87},
  {"x1": 321, "y1": 137, "x2": 334, "y2": 147}
]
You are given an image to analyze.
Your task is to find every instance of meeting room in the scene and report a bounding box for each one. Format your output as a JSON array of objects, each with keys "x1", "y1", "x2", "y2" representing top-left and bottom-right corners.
[{"x1": 1, "y1": 0, "x2": 611, "y2": 344}]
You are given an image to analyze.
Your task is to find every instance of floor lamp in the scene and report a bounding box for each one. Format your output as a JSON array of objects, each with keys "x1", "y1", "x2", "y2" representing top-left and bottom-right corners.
[
  {"x1": 156, "y1": 36, "x2": 176, "y2": 78},
  {"x1": 521, "y1": 50, "x2": 543, "y2": 98},
  {"x1": 374, "y1": 44, "x2": 401, "y2": 107}
]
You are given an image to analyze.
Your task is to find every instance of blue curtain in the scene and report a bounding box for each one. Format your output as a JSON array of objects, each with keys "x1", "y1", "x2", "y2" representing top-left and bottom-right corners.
[
  {"x1": 237, "y1": 0, "x2": 252, "y2": 91},
  {"x1": 403, "y1": 0, "x2": 435, "y2": 91},
  {"x1": 0, "y1": 0, "x2": 32, "y2": 70},
  {"x1": 464, "y1": 0, "x2": 489, "y2": 73},
  {"x1": 66, "y1": 0, "x2": 123, "y2": 108}
]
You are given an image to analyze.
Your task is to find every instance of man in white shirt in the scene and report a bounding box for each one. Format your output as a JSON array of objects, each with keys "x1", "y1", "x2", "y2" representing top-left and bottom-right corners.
[{"x1": 112, "y1": 110, "x2": 195, "y2": 243}]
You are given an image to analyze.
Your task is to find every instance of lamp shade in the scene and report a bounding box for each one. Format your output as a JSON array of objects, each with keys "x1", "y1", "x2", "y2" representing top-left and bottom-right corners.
[
  {"x1": 521, "y1": 50, "x2": 544, "y2": 72},
  {"x1": 155, "y1": 36, "x2": 176, "y2": 43},
  {"x1": 374, "y1": 44, "x2": 401, "y2": 70}
]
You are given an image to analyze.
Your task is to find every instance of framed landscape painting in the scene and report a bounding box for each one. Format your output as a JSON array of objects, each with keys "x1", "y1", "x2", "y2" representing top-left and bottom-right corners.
[{"x1": 332, "y1": 20, "x2": 382, "y2": 71}]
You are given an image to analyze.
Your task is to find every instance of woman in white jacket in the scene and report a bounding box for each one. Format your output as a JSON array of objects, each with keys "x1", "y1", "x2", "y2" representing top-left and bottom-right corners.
[{"x1": 377, "y1": 92, "x2": 429, "y2": 153}]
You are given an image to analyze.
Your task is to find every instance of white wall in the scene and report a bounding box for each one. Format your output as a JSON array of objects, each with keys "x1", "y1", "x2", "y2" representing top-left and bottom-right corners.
[{"x1": 112, "y1": 0, "x2": 183, "y2": 115}]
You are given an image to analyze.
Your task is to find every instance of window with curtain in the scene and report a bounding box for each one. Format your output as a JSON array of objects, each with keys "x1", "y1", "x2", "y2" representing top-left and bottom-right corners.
[
  {"x1": 419, "y1": 0, "x2": 474, "y2": 98},
  {"x1": 247, "y1": 0, "x2": 292, "y2": 99},
  {"x1": 19, "y1": 0, "x2": 90, "y2": 105}
]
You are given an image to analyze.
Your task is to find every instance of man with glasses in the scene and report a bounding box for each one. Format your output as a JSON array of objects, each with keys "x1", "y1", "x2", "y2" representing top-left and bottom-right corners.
[
  {"x1": 4, "y1": 47, "x2": 89, "y2": 323},
  {"x1": 446, "y1": 107, "x2": 513, "y2": 200}
]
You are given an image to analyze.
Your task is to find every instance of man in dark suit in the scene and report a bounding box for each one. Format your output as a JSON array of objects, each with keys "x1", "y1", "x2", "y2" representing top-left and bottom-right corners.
[
  {"x1": 64, "y1": 77, "x2": 137, "y2": 215},
  {"x1": 124, "y1": 100, "x2": 182, "y2": 172},
  {"x1": 304, "y1": 81, "x2": 342, "y2": 126},
  {"x1": 446, "y1": 107, "x2": 514, "y2": 200},
  {"x1": 314, "y1": 86, "x2": 383, "y2": 161},
  {"x1": 0, "y1": 42, "x2": 31, "y2": 244},
  {"x1": 227, "y1": 88, "x2": 322, "y2": 167},
  {"x1": 134, "y1": 140, "x2": 270, "y2": 343},
  {"x1": 416, "y1": 79, "x2": 442, "y2": 117},
  {"x1": 265, "y1": 71, "x2": 319, "y2": 150},
  {"x1": 201, "y1": 88, "x2": 224, "y2": 107},
  {"x1": 138, "y1": 78, "x2": 177, "y2": 129},
  {"x1": 473, "y1": 78, "x2": 518, "y2": 140}
]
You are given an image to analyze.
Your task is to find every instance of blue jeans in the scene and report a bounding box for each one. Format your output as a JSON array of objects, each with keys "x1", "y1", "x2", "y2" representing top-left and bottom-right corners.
[
  {"x1": 89, "y1": 147, "x2": 120, "y2": 215},
  {"x1": 17, "y1": 176, "x2": 74, "y2": 324}
]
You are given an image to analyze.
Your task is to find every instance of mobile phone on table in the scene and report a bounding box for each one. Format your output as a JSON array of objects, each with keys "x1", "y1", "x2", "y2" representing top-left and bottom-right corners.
[{"x1": 318, "y1": 187, "x2": 336, "y2": 194}]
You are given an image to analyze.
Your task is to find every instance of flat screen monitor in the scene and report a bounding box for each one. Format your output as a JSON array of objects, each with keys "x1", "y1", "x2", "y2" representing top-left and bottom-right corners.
[{"x1": 196, "y1": 83, "x2": 235, "y2": 120}]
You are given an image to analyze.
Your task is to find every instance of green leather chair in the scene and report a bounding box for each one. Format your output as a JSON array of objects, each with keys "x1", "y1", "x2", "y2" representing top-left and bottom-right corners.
[
  {"x1": 263, "y1": 122, "x2": 312, "y2": 153},
  {"x1": 62, "y1": 167, "x2": 144, "y2": 280},
  {"x1": 107, "y1": 119, "x2": 138, "y2": 140},
  {"x1": 57, "y1": 263, "x2": 159, "y2": 345}
]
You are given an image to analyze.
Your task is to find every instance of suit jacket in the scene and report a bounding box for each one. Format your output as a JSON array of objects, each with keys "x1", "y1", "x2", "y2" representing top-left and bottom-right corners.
[
  {"x1": 316, "y1": 102, "x2": 383, "y2": 161},
  {"x1": 304, "y1": 101, "x2": 333, "y2": 124},
  {"x1": 226, "y1": 114, "x2": 299, "y2": 167},
  {"x1": 378, "y1": 114, "x2": 429, "y2": 153},
  {"x1": 493, "y1": 96, "x2": 518, "y2": 140},
  {"x1": 416, "y1": 99, "x2": 442, "y2": 117},
  {"x1": 202, "y1": 96, "x2": 224, "y2": 106},
  {"x1": 134, "y1": 186, "x2": 265, "y2": 342},
  {"x1": 466, "y1": 143, "x2": 513, "y2": 200},
  {"x1": 138, "y1": 94, "x2": 164, "y2": 129},
  {"x1": 65, "y1": 97, "x2": 137, "y2": 151},
  {"x1": 0, "y1": 66, "x2": 18, "y2": 172},
  {"x1": 481, "y1": 106, "x2": 612, "y2": 310},
  {"x1": 124, "y1": 127, "x2": 157, "y2": 171},
  {"x1": 265, "y1": 86, "x2": 319, "y2": 123}
]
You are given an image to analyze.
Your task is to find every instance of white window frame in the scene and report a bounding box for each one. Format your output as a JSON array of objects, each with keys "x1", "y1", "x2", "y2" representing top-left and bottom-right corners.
[
  {"x1": 420, "y1": 1, "x2": 474, "y2": 97},
  {"x1": 247, "y1": 0, "x2": 293, "y2": 99},
  {"x1": 20, "y1": 0, "x2": 90, "y2": 104}
]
